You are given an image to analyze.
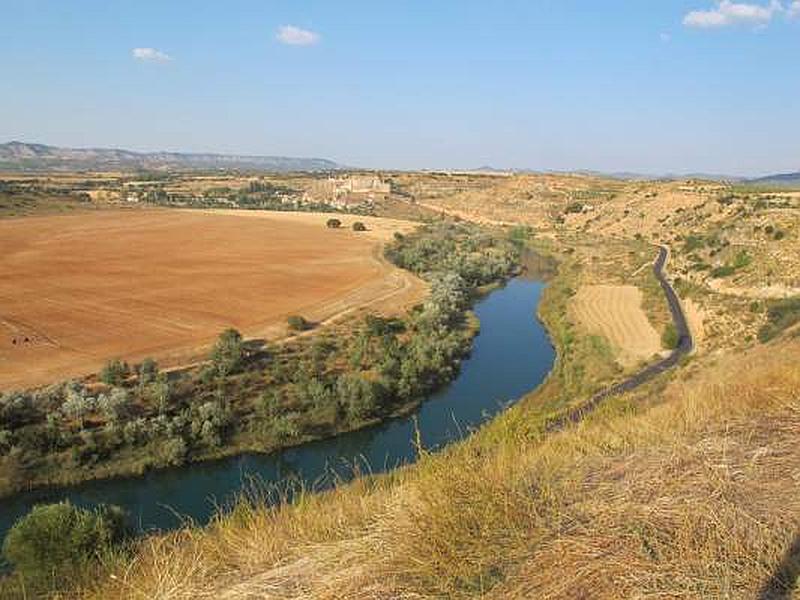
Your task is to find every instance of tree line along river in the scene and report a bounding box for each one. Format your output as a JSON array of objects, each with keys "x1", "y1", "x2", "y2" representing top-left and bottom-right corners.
[{"x1": 0, "y1": 276, "x2": 555, "y2": 549}]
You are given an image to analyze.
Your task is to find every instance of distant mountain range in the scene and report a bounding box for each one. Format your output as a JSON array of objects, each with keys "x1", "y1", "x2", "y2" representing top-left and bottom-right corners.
[
  {"x1": 2, "y1": 141, "x2": 798, "y2": 185},
  {"x1": 475, "y1": 167, "x2": 800, "y2": 186},
  {"x1": 0, "y1": 141, "x2": 341, "y2": 172},
  {"x1": 746, "y1": 172, "x2": 800, "y2": 187}
]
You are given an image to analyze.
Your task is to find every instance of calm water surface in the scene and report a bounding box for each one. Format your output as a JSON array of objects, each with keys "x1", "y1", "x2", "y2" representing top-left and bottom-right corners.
[{"x1": 0, "y1": 277, "x2": 554, "y2": 544}]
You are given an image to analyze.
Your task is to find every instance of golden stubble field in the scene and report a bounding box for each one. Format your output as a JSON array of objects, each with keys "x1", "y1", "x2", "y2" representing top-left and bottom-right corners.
[
  {"x1": 0, "y1": 209, "x2": 423, "y2": 390},
  {"x1": 571, "y1": 284, "x2": 663, "y2": 367}
]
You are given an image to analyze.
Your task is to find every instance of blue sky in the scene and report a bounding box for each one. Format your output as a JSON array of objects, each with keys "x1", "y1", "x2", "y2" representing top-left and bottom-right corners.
[{"x1": 1, "y1": 1, "x2": 798, "y2": 175}]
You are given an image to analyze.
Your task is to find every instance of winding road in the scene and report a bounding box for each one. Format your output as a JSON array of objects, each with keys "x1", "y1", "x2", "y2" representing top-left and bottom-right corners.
[{"x1": 549, "y1": 244, "x2": 694, "y2": 430}]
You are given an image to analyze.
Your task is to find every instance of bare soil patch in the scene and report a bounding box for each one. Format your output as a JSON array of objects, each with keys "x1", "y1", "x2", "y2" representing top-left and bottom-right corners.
[
  {"x1": 572, "y1": 284, "x2": 662, "y2": 367},
  {"x1": 0, "y1": 209, "x2": 422, "y2": 390}
]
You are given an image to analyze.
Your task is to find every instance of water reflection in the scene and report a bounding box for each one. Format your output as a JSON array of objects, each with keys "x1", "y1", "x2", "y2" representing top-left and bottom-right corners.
[{"x1": 0, "y1": 277, "x2": 554, "y2": 545}]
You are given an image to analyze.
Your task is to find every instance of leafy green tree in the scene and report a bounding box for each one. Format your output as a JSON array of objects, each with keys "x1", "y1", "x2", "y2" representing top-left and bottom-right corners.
[
  {"x1": 149, "y1": 372, "x2": 172, "y2": 415},
  {"x1": 326, "y1": 218, "x2": 342, "y2": 229},
  {"x1": 61, "y1": 386, "x2": 94, "y2": 429},
  {"x1": 210, "y1": 328, "x2": 244, "y2": 377},
  {"x1": 157, "y1": 436, "x2": 188, "y2": 467},
  {"x1": 421, "y1": 272, "x2": 468, "y2": 327},
  {"x1": 137, "y1": 358, "x2": 159, "y2": 386},
  {"x1": 97, "y1": 388, "x2": 131, "y2": 422},
  {"x1": 270, "y1": 413, "x2": 301, "y2": 441},
  {"x1": 352, "y1": 221, "x2": 367, "y2": 231},
  {"x1": 0, "y1": 429, "x2": 12, "y2": 454},
  {"x1": 2, "y1": 502, "x2": 129, "y2": 589},
  {"x1": 298, "y1": 377, "x2": 331, "y2": 410},
  {"x1": 190, "y1": 400, "x2": 230, "y2": 448},
  {"x1": 0, "y1": 392, "x2": 36, "y2": 429},
  {"x1": 122, "y1": 419, "x2": 147, "y2": 446},
  {"x1": 336, "y1": 374, "x2": 383, "y2": 419}
]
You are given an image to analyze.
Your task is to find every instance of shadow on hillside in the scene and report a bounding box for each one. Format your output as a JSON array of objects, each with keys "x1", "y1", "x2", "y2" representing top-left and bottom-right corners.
[{"x1": 759, "y1": 531, "x2": 800, "y2": 599}]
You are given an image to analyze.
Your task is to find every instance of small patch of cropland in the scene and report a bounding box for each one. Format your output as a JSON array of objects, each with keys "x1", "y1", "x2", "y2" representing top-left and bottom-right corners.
[{"x1": 571, "y1": 284, "x2": 662, "y2": 367}]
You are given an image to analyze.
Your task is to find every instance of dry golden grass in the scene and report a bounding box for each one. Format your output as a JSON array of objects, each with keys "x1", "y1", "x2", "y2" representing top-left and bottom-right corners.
[
  {"x1": 572, "y1": 284, "x2": 662, "y2": 367},
  {"x1": 84, "y1": 336, "x2": 800, "y2": 600}
]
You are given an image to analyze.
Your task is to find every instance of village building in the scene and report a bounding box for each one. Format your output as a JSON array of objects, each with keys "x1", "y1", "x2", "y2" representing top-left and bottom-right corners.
[{"x1": 307, "y1": 175, "x2": 391, "y2": 209}]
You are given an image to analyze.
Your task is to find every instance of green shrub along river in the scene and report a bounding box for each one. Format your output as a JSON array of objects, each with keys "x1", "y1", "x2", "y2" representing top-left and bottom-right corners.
[
  {"x1": 0, "y1": 221, "x2": 523, "y2": 500},
  {"x1": 0, "y1": 220, "x2": 560, "y2": 598}
]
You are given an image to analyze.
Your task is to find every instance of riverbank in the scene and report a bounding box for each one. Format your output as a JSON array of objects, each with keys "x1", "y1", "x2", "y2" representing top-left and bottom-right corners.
[
  {"x1": 1, "y1": 220, "x2": 525, "y2": 501},
  {"x1": 71, "y1": 232, "x2": 800, "y2": 600},
  {"x1": 1, "y1": 274, "x2": 555, "y2": 597}
]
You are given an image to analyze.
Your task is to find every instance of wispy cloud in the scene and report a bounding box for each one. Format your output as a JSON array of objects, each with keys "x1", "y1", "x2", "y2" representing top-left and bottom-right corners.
[
  {"x1": 660, "y1": 32, "x2": 672, "y2": 42},
  {"x1": 131, "y1": 47, "x2": 172, "y2": 63},
  {"x1": 789, "y1": 0, "x2": 800, "y2": 17},
  {"x1": 276, "y1": 25, "x2": 320, "y2": 46},
  {"x1": 683, "y1": 1, "x2": 782, "y2": 28}
]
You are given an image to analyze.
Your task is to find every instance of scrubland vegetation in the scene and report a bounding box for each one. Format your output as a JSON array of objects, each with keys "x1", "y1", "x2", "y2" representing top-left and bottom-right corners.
[{"x1": 758, "y1": 297, "x2": 800, "y2": 342}]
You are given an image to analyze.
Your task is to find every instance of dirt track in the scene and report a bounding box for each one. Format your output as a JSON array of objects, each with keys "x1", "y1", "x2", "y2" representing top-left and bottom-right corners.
[
  {"x1": 550, "y1": 245, "x2": 694, "y2": 430},
  {"x1": 0, "y1": 209, "x2": 423, "y2": 390}
]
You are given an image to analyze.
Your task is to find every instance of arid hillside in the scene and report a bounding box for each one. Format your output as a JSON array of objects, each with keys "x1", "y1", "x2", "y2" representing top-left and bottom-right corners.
[{"x1": 411, "y1": 172, "x2": 799, "y2": 353}]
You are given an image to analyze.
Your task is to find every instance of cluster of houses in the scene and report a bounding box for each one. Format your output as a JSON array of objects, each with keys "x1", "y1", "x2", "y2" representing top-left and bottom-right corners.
[
  {"x1": 306, "y1": 175, "x2": 391, "y2": 209},
  {"x1": 73, "y1": 174, "x2": 394, "y2": 211}
]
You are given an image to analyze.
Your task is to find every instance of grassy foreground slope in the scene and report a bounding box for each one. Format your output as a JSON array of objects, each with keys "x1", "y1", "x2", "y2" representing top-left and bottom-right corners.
[
  {"x1": 81, "y1": 233, "x2": 800, "y2": 599},
  {"x1": 85, "y1": 322, "x2": 800, "y2": 599}
]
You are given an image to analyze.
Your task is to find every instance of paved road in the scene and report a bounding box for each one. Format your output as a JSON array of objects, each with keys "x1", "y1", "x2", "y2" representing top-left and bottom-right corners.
[{"x1": 547, "y1": 245, "x2": 694, "y2": 431}]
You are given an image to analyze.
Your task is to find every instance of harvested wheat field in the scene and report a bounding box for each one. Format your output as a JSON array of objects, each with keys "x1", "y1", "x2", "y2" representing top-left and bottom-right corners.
[
  {"x1": 0, "y1": 209, "x2": 423, "y2": 390},
  {"x1": 572, "y1": 284, "x2": 662, "y2": 367}
]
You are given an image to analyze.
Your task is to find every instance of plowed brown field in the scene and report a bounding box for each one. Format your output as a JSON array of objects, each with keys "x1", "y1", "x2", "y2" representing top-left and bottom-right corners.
[{"x1": 0, "y1": 209, "x2": 422, "y2": 390}]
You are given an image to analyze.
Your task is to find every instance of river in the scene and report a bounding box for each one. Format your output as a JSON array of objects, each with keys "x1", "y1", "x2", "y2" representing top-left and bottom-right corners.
[{"x1": 0, "y1": 276, "x2": 554, "y2": 547}]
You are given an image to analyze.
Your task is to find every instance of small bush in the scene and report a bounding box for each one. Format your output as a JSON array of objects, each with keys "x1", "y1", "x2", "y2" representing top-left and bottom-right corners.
[
  {"x1": 758, "y1": 297, "x2": 800, "y2": 343},
  {"x1": 326, "y1": 218, "x2": 342, "y2": 229},
  {"x1": 508, "y1": 225, "x2": 532, "y2": 247},
  {"x1": 100, "y1": 359, "x2": 129, "y2": 386},
  {"x1": 683, "y1": 235, "x2": 705, "y2": 252},
  {"x1": 352, "y1": 221, "x2": 367, "y2": 232},
  {"x1": 710, "y1": 265, "x2": 736, "y2": 278},
  {"x1": 662, "y1": 323, "x2": 680, "y2": 350},
  {"x1": 731, "y1": 250, "x2": 752, "y2": 270},
  {"x1": 287, "y1": 315, "x2": 311, "y2": 332}
]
